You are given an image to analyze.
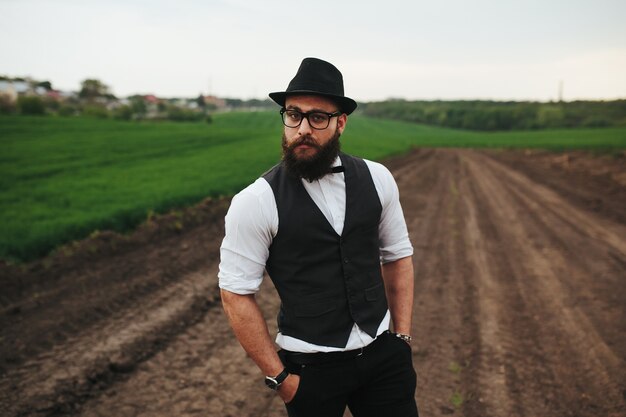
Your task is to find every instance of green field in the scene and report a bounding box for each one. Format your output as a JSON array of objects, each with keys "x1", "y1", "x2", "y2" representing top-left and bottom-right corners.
[{"x1": 1, "y1": 112, "x2": 625, "y2": 262}]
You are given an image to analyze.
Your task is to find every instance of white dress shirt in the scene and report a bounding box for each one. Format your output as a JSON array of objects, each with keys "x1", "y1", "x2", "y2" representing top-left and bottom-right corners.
[{"x1": 219, "y1": 156, "x2": 413, "y2": 352}]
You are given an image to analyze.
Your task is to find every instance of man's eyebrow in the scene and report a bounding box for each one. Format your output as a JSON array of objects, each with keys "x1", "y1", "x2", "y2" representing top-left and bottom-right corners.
[{"x1": 285, "y1": 105, "x2": 337, "y2": 113}]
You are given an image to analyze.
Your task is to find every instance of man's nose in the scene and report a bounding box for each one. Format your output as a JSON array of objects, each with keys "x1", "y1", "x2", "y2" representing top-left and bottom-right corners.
[{"x1": 297, "y1": 116, "x2": 313, "y2": 135}]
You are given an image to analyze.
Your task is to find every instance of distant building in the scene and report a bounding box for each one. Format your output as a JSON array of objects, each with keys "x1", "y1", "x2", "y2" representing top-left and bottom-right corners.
[
  {"x1": 0, "y1": 79, "x2": 71, "y2": 104},
  {"x1": 202, "y1": 95, "x2": 226, "y2": 110},
  {"x1": 141, "y1": 94, "x2": 161, "y2": 118},
  {"x1": 0, "y1": 80, "x2": 30, "y2": 102},
  {"x1": 144, "y1": 94, "x2": 160, "y2": 105},
  {"x1": 45, "y1": 90, "x2": 62, "y2": 100}
]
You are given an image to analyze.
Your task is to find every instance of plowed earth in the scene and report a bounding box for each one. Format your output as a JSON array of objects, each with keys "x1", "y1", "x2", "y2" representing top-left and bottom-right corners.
[{"x1": 1, "y1": 149, "x2": 625, "y2": 417}]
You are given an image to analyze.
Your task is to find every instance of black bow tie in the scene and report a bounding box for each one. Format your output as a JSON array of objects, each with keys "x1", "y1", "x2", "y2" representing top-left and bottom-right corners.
[{"x1": 329, "y1": 166, "x2": 345, "y2": 173}]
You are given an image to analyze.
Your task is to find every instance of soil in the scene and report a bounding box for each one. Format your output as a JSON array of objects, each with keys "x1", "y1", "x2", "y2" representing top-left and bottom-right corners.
[{"x1": 1, "y1": 149, "x2": 625, "y2": 417}]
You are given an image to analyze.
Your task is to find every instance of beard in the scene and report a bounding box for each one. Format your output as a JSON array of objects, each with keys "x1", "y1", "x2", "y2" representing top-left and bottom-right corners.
[{"x1": 282, "y1": 129, "x2": 341, "y2": 182}]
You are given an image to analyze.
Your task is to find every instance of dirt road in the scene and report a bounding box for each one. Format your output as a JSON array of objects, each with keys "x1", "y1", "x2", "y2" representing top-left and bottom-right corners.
[{"x1": 1, "y1": 149, "x2": 625, "y2": 416}]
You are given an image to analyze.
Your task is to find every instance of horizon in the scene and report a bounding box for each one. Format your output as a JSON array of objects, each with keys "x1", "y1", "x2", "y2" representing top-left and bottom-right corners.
[
  {"x1": 2, "y1": 74, "x2": 624, "y2": 104},
  {"x1": 1, "y1": 0, "x2": 625, "y2": 102}
]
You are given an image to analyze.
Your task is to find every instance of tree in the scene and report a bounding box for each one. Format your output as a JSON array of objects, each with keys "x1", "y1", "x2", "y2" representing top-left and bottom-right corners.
[
  {"x1": 196, "y1": 94, "x2": 206, "y2": 109},
  {"x1": 128, "y1": 95, "x2": 147, "y2": 117},
  {"x1": 79, "y1": 79, "x2": 111, "y2": 101},
  {"x1": 37, "y1": 81, "x2": 52, "y2": 90}
]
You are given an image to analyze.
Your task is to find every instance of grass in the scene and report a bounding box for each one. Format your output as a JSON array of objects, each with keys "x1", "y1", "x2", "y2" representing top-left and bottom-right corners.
[
  {"x1": 450, "y1": 391, "x2": 464, "y2": 408},
  {"x1": 448, "y1": 361, "x2": 463, "y2": 374},
  {"x1": 1, "y1": 113, "x2": 280, "y2": 261},
  {"x1": 344, "y1": 116, "x2": 626, "y2": 157},
  {"x1": 1, "y1": 112, "x2": 625, "y2": 262}
]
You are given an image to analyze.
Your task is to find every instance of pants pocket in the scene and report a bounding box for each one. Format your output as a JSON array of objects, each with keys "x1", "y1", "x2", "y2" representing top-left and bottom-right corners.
[{"x1": 285, "y1": 369, "x2": 306, "y2": 405}]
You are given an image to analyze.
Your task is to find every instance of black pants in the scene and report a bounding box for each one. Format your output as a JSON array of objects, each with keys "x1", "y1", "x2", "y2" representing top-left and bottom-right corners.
[{"x1": 279, "y1": 332, "x2": 419, "y2": 417}]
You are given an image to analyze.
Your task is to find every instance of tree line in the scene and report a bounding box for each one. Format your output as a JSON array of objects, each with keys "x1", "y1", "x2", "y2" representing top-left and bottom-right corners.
[
  {"x1": 0, "y1": 78, "x2": 213, "y2": 122},
  {"x1": 359, "y1": 99, "x2": 626, "y2": 131},
  {"x1": 0, "y1": 77, "x2": 274, "y2": 122}
]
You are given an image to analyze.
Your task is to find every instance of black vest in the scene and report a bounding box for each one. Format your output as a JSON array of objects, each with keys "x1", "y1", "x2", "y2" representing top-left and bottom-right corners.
[{"x1": 263, "y1": 153, "x2": 388, "y2": 348}]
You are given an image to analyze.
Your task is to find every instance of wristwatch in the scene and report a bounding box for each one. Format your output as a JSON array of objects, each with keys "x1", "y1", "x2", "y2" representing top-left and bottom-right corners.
[
  {"x1": 393, "y1": 332, "x2": 412, "y2": 344},
  {"x1": 264, "y1": 368, "x2": 289, "y2": 390}
]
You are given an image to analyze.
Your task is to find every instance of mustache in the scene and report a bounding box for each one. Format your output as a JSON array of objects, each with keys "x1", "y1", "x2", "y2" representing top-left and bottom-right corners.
[{"x1": 287, "y1": 135, "x2": 320, "y2": 150}]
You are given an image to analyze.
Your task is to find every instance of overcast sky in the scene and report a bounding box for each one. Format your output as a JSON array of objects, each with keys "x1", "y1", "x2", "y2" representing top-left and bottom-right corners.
[{"x1": 1, "y1": 0, "x2": 625, "y2": 101}]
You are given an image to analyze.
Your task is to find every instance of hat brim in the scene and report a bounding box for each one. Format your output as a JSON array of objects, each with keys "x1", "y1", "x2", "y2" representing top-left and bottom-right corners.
[{"x1": 269, "y1": 90, "x2": 357, "y2": 115}]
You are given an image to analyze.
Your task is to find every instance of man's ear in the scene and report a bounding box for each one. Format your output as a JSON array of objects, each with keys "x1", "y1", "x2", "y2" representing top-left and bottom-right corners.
[{"x1": 337, "y1": 114, "x2": 347, "y2": 134}]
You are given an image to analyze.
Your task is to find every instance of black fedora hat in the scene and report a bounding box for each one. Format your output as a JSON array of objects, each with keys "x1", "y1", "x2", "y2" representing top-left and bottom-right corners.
[{"x1": 269, "y1": 57, "x2": 357, "y2": 115}]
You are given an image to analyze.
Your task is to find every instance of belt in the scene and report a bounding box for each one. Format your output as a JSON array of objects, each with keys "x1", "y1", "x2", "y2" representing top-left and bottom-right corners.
[{"x1": 280, "y1": 331, "x2": 389, "y2": 365}]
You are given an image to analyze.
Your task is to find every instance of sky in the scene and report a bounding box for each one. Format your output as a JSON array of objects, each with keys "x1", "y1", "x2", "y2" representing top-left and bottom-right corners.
[{"x1": 1, "y1": 0, "x2": 625, "y2": 102}]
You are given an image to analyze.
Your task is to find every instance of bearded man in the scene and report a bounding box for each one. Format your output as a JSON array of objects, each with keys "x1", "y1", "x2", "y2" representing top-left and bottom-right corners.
[{"x1": 219, "y1": 57, "x2": 419, "y2": 417}]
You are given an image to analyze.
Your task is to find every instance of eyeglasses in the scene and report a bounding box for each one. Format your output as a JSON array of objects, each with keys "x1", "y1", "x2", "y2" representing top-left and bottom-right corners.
[{"x1": 280, "y1": 108, "x2": 342, "y2": 130}]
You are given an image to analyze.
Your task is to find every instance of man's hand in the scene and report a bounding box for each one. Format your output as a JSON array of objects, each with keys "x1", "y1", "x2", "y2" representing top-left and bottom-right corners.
[{"x1": 278, "y1": 373, "x2": 301, "y2": 403}]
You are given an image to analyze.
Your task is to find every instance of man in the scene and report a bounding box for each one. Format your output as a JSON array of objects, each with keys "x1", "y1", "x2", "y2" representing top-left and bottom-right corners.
[{"x1": 219, "y1": 57, "x2": 418, "y2": 417}]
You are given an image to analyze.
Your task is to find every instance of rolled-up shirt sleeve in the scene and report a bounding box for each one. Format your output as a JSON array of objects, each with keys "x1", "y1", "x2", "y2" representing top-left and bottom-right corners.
[
  {"x1": 218, "y1": 178, "x2": 277, "y2": 294},
  {"x1": 364, "y1": 160, "x2": 414, "y2": 264}
]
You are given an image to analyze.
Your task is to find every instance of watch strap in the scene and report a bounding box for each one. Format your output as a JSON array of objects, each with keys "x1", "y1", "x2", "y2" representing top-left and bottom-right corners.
[{"x1": 274, "y1": 368, "x2": 289, "y2": 384}]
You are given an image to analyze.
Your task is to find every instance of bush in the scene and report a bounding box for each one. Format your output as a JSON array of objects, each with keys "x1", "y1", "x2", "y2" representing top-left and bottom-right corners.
[
  {"x1": 113, "y1": 105, "x2": 133, "y2": 121},
  {"x1": 18, "y1": 96, "x2": 45, "y2": 115},
  {"x1": 82, "y1": 104, "x2": 110, "y2": 119},
  {"x1": 166, "y1": 106, "x2": 204, "y2": 122},
  {"x1": 43, "y1": 96, "x2": 61, "y2": 112},
  {"x1": 582, "y1": 117, "x2": 610, "y2": 128},
  {"x1": 59, "y1": 105, "x2": 78, "y2": 117}
]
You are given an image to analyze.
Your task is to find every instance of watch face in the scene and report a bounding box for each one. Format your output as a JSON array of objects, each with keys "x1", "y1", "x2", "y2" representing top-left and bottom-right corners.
[{"x1": 265, "y1": 376, "x2": 278, "y2": 390}]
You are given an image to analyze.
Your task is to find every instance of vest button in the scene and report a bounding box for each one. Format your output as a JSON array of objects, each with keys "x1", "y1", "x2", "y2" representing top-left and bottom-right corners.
[{"x1": 344, "y1": 258, "x2": 349, "y2": 264}]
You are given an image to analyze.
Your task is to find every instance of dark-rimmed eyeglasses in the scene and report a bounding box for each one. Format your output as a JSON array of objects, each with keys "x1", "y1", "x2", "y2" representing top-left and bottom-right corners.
[{"x1": 280, "y1": 108, "x2": 342, "y2": 130}]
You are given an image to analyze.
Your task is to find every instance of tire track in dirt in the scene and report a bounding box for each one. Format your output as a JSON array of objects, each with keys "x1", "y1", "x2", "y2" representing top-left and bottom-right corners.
[
  {"x1": 460, "y1": 168, "x2": 518, "y2": 417},
  {"x1": 396, "y1": 148, "x2": 625, "y2": 416},
  {"x1": 0, "y1": 198, "x2": 229, "y2": 372},
  {"x1": 0, "y1": 199, "x2": 230, "y2": 417},
  {"x1": 75, "y1": 273, "x2": 287, "y2": 417},
  {"x1": 459, "y1": 152, "x2": 573, "y2": 416},
  {"x1": 0, "y1": 269, "x2": 218, "y2": 416},
  {"x1": 400, "y1": 149, "x2": 486, "y2": 416},
  {"x1": 464, "y1": 151, "x2": 626, "y2": 415},
  {"x1": 454, "y1": 150, "x2": 625, "y2": 416}
]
